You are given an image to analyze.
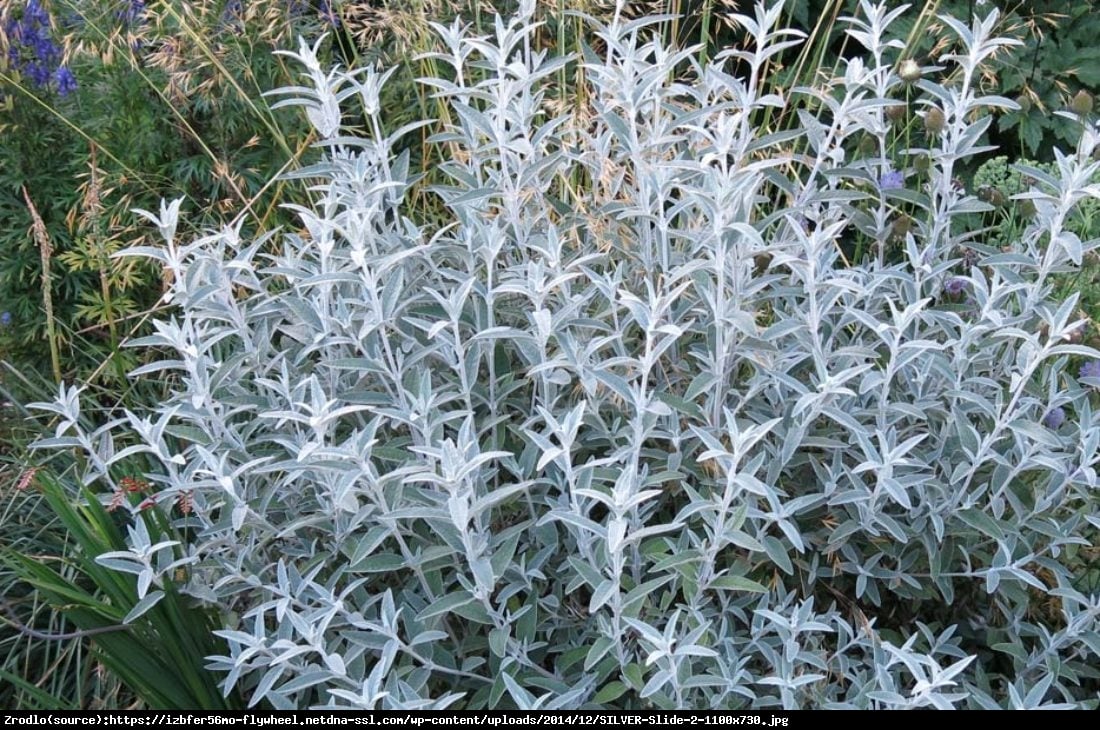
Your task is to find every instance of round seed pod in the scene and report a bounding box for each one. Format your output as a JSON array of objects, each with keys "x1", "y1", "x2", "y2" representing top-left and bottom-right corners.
[
  {"x1": 924, "y1": 106, "x2": 945, "y2": 135},
  {"x1": 1069, "y1": 312, "x2": 1091, "y2": 344},
  {"x1": 885, "y1": 103, "x2": 907, "y2": 123},
  {"x1": 1070, "y1": 89, "x2": 1094, "y2": 115},
  {"x1": 1018, "y1": 199, "x2": 1037, "y2": 218},
  {"x1": 888, "y1": 215, "x2": 912, "y2": 243},
  {"x1": 913, "y1": 154, "x2": 931, "y2": 173},
  {"x1": 859, "y1": 134, "x2": 877, "y2": 155},
  {"x1": 1016, "y1": 93, "x2": 1032, "y2": 113},
  {"x1": 898, "y1": 59, "x2": 922, "y2": 84},
  {"x1": 753, "y1": 252, "x2": 772, "y2": 275}
]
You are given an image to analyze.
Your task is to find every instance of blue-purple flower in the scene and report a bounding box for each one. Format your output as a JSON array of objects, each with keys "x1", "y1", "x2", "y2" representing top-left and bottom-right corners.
[
  {"x1": 1080, "y1": 360, "x2": 1100, "y2": 381},
  {"x1": 55, "y1": 66, "x2": 76, "y2": 96},
  {"x1": 0, "y1": 312, "x2": 11, "y2": 327},
  {"x1": 23, "y1": 0, "x2": 48, "y2": 26},
  {"x1": 944, "y1": 277, "x2": 968, "y2": 296},
  {"x1": 1042, "y1": 407, "x2": 1066, "y2": 429},
  {"x1": 25, "y1": 60, "x2": 50, "y2": 87},
  {"x1": 4, "y1": 1, "x2": 73, "y2": 95},
  {"x1": 879, "y1": 168, "x2": 905, "y2": 190}
]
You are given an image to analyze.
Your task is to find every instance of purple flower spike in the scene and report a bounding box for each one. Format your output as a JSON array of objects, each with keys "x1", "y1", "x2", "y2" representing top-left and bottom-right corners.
[
  {"x1": 1042, "y1": 407, "x2": 1066, "y2": 429},
  {"x1": 7, "y1": 0, "x2": 69, "y2": 92},
  {"x1": 26, "y1": 61, "x2": 50, "y2": 87},
  {"x1": 25, "y1": 1, "x2": 49, "y2": 26},
  {"x1": 879, "y1": 169, "x2": 905, "y2": 190}
]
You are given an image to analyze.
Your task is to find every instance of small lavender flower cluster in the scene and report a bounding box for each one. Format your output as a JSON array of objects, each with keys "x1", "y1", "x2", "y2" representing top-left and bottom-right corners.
[
  {"x1": 879, "y1": 168, "x2": 905, "y2": 190},
  {"x1": 3, "y1": 0, "x2": 76, "y2": 96},
  {"x1": 1042, "y1": 406, "x2": 1066, "y2": 429},
  {"x1": 944, "y1": 277, "x2": 968, "y2": 296}
]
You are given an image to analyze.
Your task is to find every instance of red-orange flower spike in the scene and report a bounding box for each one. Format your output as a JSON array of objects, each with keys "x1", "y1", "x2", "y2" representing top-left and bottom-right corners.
[
  {"x1": 138, "y1": 497, "x2": 157, "y2": 511},
  {"x1": 177, "y1": 491, "x2": 194, "y2": 516},
  {"x1": 120, "y1": 476, "x2": 149, "y2": 493},
  {"x1": 14, "y1": 467, "x2": 40, "y2": 492},
  {"x1": 107, "y1": 491, "x2": 126, "y2": 513}
]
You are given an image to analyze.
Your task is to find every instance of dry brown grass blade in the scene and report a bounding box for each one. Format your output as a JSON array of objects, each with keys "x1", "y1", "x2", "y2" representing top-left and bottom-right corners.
[{"x1": 21, "y1": 187, "x2": 62, "y2": 384}]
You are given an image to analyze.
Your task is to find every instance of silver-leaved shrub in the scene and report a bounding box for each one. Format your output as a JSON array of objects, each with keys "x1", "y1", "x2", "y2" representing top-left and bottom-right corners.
[{"x1": 30, "y1": 0, "x2": 1100, "y2": 710}]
